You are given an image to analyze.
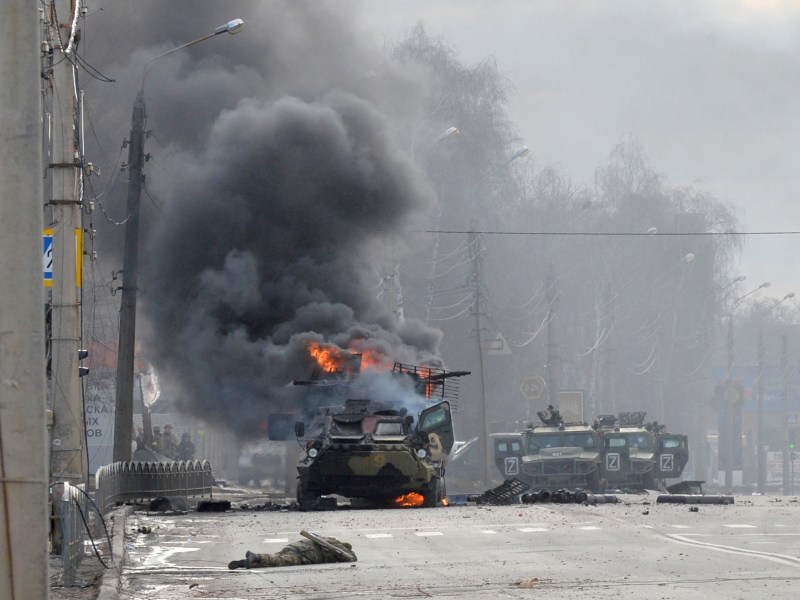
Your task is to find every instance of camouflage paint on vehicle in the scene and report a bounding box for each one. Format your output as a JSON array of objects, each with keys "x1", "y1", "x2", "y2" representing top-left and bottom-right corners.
[{"x1": 295, "y1": 363, "x2": 466, "y2": 509}]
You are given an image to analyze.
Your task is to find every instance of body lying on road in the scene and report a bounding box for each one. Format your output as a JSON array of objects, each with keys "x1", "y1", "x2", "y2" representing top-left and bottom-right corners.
[{"x1": 228, "y1": 530, "x2": 356, "y2": 569}]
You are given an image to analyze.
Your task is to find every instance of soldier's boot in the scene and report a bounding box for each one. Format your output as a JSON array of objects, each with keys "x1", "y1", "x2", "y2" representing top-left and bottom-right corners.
[
  {"x1": 245, "y1": 550, "x2": 264, "y2": 568},
  {"x1": 228, "y1": 559, "x2": 247, "y2": 570}
]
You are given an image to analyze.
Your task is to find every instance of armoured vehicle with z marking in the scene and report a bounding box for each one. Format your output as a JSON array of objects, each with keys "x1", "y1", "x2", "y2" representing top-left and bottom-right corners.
[
  {"x1": 595, "y1": 412, "x2": 688, "y2": 490},
  {"x1": 493, "y1": 407, "x2": 688, "y2": 493},
  {"x1": 493, "y1": 406, "x2": 605, "y2": 493}
]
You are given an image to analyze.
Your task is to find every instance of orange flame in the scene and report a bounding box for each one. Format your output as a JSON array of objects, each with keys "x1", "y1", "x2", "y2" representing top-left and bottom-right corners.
[
  {"x1": 349, "y1": 340, "x2": 393, "y2": 371},
  {"x1": 308, "y1": 342, "x2": 351, "y2": 373},
  {"x1": 307, "y1": 340, "x2": 394, "y2": 374},
  {"x1": 441, "y1": 497, "x2": 449, "y2": 506},
  {"x1": 393, "y1": 492, "x2": 424, "y2": 507}
]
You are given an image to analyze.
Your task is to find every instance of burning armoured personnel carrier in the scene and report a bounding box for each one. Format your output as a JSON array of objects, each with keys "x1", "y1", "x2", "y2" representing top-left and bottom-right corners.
[
  {"x1": 596, "y1": 412, "x2": 688, "y2": 491},
  {"x1": 293, "y1": 362, "x2": 468, "y2": 509},
  {"x1": 493, "y1": 406, "x2": 604, "y2": 493}
]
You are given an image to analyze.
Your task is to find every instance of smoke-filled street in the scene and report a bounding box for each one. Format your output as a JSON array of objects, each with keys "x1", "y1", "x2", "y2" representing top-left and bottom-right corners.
[
  {"x1": 10, "y1": 2, "x2": 800, "y2": 599},
  {"x1": 114, "y1": 496, "x2": 800, "y2": 599}
]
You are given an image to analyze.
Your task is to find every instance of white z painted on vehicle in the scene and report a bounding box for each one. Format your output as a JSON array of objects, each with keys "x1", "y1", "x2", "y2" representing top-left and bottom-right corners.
[
  {"x1": 606, "y1": 453, "x2": 620, "y2": 471},
  {"x1": 661, "y1": 454, "x2": 674, "y2": 471},
  {"x1": 504, "y1": 456, "x2": 519, "y2": 476}
]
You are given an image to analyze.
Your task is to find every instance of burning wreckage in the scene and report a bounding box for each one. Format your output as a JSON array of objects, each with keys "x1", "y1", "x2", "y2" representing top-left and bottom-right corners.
[{"x1": 280, "y1": 346, "x2": 469, "y2": 510}]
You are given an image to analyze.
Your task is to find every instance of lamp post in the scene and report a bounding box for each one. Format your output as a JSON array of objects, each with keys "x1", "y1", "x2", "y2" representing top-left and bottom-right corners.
[
  {"x1": 113, "y1": 19, "x2": 244, "y2": 462},
  {"x1": 725, "y1": 280, "x2": 770, "y2": 492},
  {"x1": 756, "y1": 292, "x2": 794, "y2": 494}
]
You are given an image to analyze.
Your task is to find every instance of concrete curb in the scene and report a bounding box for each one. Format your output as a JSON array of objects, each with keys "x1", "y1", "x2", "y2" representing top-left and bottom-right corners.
[{"x1": 97, "y1": 505, "x2": 134, "y2": 600}]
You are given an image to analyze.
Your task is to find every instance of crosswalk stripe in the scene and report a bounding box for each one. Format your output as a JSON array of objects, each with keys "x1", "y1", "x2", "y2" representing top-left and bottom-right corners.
[
  {"x1": 518, "y1": 527, "x2": 548, "y2": 532},
  {"x1": 416, "y1": 531, "x2": 444, "y2": 537},
  {"x1": 262, "y1": 538, "x2": 289, "y2": 544},
  {"x1": 365, "y1": 533, "x2": 393, "y2": 539}
]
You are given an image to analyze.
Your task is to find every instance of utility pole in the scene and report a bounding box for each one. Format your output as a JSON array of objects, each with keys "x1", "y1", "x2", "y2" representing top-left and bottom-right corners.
[
  {"x1": 49, "y1": 0, "x2": 88, "y2": 487},
  {"x1": 757, "y1": 329, "x2": 766, "y2": 494},
  {"x1": 113, "y1": 19, "x2": 245, "y2": 462},
  {"x1": 782, "y1": 335, "x2": 789, "y2": 495},
  {"x1": 724, "y1": 315, "x2": 735, "y2": 493},
  {"x1": 113, "y1": 91, "x2": 145, "y2": 462},
  {"x1": 468, "y1": 223, "x2": 491, "y2": 487},
  {"x1": 545, "y1": 263, "x2": 559, "y2": 406},
  {"x1": 0, "y1": 3, "x2": 49, "y2": 598}
]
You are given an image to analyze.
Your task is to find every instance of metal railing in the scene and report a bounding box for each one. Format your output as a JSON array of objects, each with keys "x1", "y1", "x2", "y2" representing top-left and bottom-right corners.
[
  {"x1": 95, "y1": 460, "x2": 214, "y2": 514},
  {"x1": 60, "y1": 482, "x2": 87, "y2": 586}
]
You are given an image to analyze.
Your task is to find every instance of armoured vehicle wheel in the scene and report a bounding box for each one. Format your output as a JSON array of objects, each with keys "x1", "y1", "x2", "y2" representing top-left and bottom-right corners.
[
  {"x1": 588, "y1": 472, "x2": 607, "y2": 494},
  {"x1": 297, "y1": 481, "x2": 320, "y2": 511},
  {"x1": 423, "y1": 477, "x2": 444, "y2": 507}
]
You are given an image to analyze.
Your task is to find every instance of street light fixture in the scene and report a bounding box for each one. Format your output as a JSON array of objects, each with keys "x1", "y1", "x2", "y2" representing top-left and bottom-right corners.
[
  {"x1": 113, "y1": 20, "x2": 244, "y2": 462},
  {"x1": 724, "y1": 280, "x2": 770, "y2": 492}
]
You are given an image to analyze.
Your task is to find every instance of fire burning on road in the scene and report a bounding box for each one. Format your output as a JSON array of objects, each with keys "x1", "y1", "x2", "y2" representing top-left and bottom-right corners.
[{"x1": 392, "y1": 492, "x2": 424, "y2": 507}]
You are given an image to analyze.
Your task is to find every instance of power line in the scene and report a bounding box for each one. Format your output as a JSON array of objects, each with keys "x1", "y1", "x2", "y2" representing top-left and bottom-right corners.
[{"x1": 424, "y1": 229, "x2": 800, "y2": 236}]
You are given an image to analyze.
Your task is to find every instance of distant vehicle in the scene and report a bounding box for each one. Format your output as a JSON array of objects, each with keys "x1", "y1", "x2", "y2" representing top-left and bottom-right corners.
[
  {"x1": 595, "y1": 412, "x2": 688, "y2": 490},
  {"x1": 293, "y1": 362, "x2": 468, "y2": 509},
  {"x1": 493, "y1": 406, "x2": 604, "y2": 493},
  {"x1": 595, "y1": 412, "x2": 659, "y2": 489},
  {"x1": 491, "y1": 408, "x2": 689, "y2": 494}
]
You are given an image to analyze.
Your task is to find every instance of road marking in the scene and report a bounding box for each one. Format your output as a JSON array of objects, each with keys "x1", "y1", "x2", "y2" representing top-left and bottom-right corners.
[
  {"x1": 415, "y1": 531, "x2": 444, "y2": 537},
  {"x1": 262, "y1": 538, "x2": 289, "y2": 544},
  {"x1": 671, "y1": 525, "x2": 691, "y2": 529},
  {"x1": 365, "y1": 533, "x2": 393, "y2": 539},
  {"x1": 641, "y1": 525, "x2": 654, "y2": 529},
  {"x1": 480, "y1": 530, "x2": 497, "y2": 534},
  {"x1": 519, "y1": 527, "x2": 549, "y2": 533},
  {"x1": 668, "y1": 534, "x2": 800, "y2": 567},
  {"x1": 725, "y1": 524, "x2": 757, "y2": 528},
  {"x1": 578, "y1": 526, "x2": 601, "y2": 530}
]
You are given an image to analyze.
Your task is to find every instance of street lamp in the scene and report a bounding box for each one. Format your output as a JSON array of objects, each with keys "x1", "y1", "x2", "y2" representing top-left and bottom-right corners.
[
  {"x1": 757, "y1": 291, "x2": 795, "y2": 494},
  {"x1": 113, "y1": 20, "x2": 244, "y2": 462},
  {"x1": 724, "y1": 280, "x2": 770, "y2": 492}
]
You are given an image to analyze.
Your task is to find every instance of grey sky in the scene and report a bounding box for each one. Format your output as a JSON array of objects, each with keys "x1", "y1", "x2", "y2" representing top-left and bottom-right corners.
[{"x1": 358, "y1": 0, "x2": 800, "y2": 299}]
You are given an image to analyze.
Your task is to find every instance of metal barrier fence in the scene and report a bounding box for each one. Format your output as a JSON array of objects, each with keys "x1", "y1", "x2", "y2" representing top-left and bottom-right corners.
[
  {"x1": 60, "y1": 482, "x2": 87, "y2": 586},
  {"x1": 95, "y1": 460, "x2": 214, "y2": 514}
]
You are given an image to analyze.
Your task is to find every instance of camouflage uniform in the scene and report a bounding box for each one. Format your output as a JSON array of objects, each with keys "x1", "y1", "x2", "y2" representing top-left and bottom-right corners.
[
  {"x1": 228, "y1": 537, "x2": 356, "y2": 570},
  {"x1": 161, "y1": 425, "x2": 177, "y2": 458}
]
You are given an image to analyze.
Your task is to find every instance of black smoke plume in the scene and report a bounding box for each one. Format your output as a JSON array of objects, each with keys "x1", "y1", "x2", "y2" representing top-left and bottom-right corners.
[{"x1": 87, "y1": 2, "x2": 444, "y2": 436}]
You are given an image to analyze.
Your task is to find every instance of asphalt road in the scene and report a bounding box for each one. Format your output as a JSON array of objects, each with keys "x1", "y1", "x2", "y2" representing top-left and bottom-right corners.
[{"x1": 116, "y1": 494, "x2": 800, "y2": 599}]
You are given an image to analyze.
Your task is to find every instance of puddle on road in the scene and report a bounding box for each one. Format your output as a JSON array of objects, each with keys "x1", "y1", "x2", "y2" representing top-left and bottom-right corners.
[{"x1": 130, "y1": 545, "x2": 200, "y2": 570}]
